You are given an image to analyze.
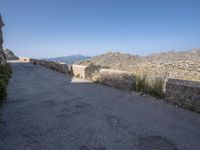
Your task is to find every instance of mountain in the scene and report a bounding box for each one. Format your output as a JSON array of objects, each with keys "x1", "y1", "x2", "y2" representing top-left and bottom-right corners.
[
  {"x1": 79, "y1": 49, "x2": 200, "y2": 81},
  {"x1": 79, "y1": 51, "x2": 142, "y2": 70},
  {"x1": 3, "y1": 49, "x2": 19, "y2": 60},
  {"x1": 42, "y1": 54, "x2": 90, "y2": 64}
]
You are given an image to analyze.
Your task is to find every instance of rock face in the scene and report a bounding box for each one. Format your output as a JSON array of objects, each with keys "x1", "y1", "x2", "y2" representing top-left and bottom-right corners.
[
  {"x1": 0, "y1": 15, "x2": 6, "y2": 64},
  {"x1": 3, "y1": 49, "x2": 19, "y2": 60}
]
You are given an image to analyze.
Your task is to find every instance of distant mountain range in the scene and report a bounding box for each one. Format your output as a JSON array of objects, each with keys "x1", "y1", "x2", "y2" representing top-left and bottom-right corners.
[{"x1": 42, "y1": 54, "x2": 90, "y2": 64}]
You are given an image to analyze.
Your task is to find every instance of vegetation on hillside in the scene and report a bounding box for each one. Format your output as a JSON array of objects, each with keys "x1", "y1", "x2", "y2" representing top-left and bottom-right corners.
[
  {"x1": 0, "y1": 63, "x2": 12, "y2": 101},
  {"x1": 79, "y1": 49, "x2": 200, "y2": 81}
]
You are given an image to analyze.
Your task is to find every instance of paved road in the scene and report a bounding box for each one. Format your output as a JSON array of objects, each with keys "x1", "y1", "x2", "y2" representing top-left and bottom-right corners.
[{"x1": 0, "y1": 62, "x2": 200, "y2": 150}]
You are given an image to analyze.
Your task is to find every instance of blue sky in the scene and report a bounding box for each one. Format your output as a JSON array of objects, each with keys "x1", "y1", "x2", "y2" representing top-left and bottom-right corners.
[{"x1": 0, "y1": 0, "x2": 200, "y2": 58}]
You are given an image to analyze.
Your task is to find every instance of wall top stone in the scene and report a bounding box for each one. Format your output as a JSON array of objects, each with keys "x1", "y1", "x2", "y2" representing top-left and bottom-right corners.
[{"x1": 72, "y1": 64, "x2": 87, "y2": 69}]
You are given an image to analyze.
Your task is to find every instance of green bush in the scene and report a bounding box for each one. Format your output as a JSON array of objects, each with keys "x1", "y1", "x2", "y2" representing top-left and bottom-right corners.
[{"x1": 0, "y1": 63, "x2": 12, "y2": 101}]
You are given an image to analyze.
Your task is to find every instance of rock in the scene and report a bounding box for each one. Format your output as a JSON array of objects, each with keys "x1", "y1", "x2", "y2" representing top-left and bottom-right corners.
[
  {"x1": 3, "y1": 49, "x2": 19, "y2": 60},
  {"x1": 0, "y1": 14, "x2": 6, "y2": 64}
]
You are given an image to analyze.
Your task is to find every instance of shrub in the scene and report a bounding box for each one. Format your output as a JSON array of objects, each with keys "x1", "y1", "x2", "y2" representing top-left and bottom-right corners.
[
  {"x1": 132, "y1": 75, "x2": 147, "y2": 92},
  {"x1": 132, "y1": 74, "x2": 165, "y2": 98},
  {"x1": 149, "y1": 77, "x2": 165, "y2": 98},
  {"x1": 92, "y1": 74, "x2": 102, "y2": 83},
  {"x1": 0, "y1": 63, "x2": 12, "y2": 102}
]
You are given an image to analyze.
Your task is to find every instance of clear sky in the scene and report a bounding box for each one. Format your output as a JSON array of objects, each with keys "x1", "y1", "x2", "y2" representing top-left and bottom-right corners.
[{"x1": 0, "y1": 0, "x2": 200, "y2": 58}]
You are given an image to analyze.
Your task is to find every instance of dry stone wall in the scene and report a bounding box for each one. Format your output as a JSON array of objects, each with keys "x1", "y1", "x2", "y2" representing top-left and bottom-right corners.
[
  {"x1": 165, "y1": 79, "x2": 200, "y2": 112},
  {"x1": 71, "y1": 65, "x2": 87, "y2": 78}
]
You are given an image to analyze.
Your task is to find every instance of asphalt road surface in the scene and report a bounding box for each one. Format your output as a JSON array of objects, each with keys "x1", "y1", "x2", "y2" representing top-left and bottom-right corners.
[{"x1": 0, "y1": 62, "x2": 200, "y2": 150}]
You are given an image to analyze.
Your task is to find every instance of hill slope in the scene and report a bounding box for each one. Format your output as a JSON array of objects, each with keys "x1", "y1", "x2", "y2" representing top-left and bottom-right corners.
[{"x1": 79, "y1": 49, "x2": 200, "y2": 81}]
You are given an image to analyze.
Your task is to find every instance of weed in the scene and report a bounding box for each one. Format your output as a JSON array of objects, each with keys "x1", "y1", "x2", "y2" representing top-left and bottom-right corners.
[{"x1": 132, "y1": 74, "x2": 165, "y2": 98}]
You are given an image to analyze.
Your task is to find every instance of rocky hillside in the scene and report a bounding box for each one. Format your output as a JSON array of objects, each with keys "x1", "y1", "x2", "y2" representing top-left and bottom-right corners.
[
  {"x1": 79, "y1": 52, "x2": 142, "y2": 70},
  {"x1": 3, "y1": 49, "x2": 19, "y2": 60},
  {"x1": 43, "y1": 54, "x2": 90, "y2": 64},
  {"x1": 79, "y1": 49, "x2": 200, "y2": 81},
  {"x1": 145, "y1": 49, "x2": 200, "y2": 64},
  {"x1": 0, "y1": 15, "x2": 6, "y2": 64}
]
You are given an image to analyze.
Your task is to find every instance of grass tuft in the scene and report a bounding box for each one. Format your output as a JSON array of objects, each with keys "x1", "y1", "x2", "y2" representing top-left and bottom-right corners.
[{"x1": 132, "y1": 74, "x2": 165, "y2": 98}]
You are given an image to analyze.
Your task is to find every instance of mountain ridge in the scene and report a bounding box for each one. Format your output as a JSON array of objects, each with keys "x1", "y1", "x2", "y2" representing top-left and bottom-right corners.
[
  {"x1": 79, "y1": 49, "x2": 200, "y2": 81},
  {"x1": 42, "y1": 54, "x2": 90, "y2": 64}
]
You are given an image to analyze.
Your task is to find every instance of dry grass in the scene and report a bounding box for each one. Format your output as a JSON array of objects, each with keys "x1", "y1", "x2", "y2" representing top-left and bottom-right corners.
[{"x1": 132, "y1": 74, "x2": 165, "y2": 98}]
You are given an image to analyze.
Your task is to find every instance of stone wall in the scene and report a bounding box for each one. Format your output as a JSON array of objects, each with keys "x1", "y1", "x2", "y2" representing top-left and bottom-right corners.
[
  {"x1": 30, "y1": 59, "x2": 101, "y2": 79},
  {"x1": 30, "y1": 59, "x2": 69, "y2": 74},
  {"x1": 0, "y1": 15, "x2": 6, "y2": 64},
  {"x1": 165, "y1": 79, "x2": 200, "y2": 112},
  {"x1": 99, "y1": 69, "x2": 135, "y2": 90},
  {"x1": 71, "y1": 64, "x2": 87, "y2": 78},
  {"x1": 71, "y1": 64, "x2": 101, "y2": 79}
]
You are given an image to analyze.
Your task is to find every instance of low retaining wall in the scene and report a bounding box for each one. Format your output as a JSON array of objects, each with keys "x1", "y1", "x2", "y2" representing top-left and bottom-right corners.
[
  {"x1": 30, "y1": 59, "x2": 69, "y2": 74},
  {"x1": 99, "y1": 69, "x2": 135, "y2": 90},
  {"x1": 30, "y1": 58, "x2": 200, "y2": 113},
  {"x1": 72, "y1": 64, "x2": 101, "y2": 79},
  {"x1": 165, "y1": 79, "x2": 200, "y2": 112},
  {"x1": 71, "y1": 64, "x2": 87, "y2": 78},
  {"x1": 30, "y1": 59, "x2": 100, "y2": 79}
]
